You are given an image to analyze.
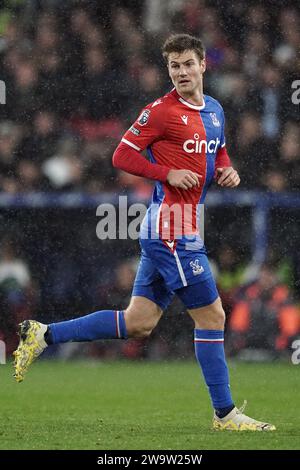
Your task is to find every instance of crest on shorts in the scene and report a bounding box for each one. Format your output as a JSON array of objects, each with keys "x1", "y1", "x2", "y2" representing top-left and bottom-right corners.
[
  {"x1": 210, "y1": 112, "x2": 220, "y2": 127},
  {"x1": 190, "y1": 259, "x2": 204, "y2": 276},
  {"x1": 138, "y1": 109, "x2": 150, "y2": 126}
]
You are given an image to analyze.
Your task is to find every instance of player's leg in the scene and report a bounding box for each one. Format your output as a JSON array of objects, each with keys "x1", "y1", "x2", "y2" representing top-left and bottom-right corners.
[
  {"x1": 14, "y1": 251, "x2": 173, "y2": 382},
  {"x1": 124, "y1": 296, "x2": 163, "y2": 338},
  {"x1": 46, "y1": 294, "x2": 163, "y2": 342},
  {"x1": 140, "y1": 234, "x2": 232, "y2": 417},
  {"x1": 177, "y1": 286, "x2": 275, "y2": 431},
  {"x1": 187, "y1": 295, "x2": 234, "y2": 417},
  {"x1": 167, "y1": 234, "x2": 275, "y2": 431},
  {"x1": 175, "y1": 279, "x2": 233, "y2": 413},
  {"x1": 13, "y1": 296, "x2": 162, "y2": 383}
]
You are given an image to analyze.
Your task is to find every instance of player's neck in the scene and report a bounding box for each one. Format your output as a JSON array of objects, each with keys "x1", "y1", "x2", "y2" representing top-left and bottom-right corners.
[{"x1": 177, "y1": 88, "x2": 204, "y2": 107}]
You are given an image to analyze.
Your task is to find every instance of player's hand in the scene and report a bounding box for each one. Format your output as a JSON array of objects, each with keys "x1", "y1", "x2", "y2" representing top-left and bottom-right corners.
[
  {"x1": 167, "y1": 169, "x2": 202, "y2": 190},
  {"x1": 215, "y1": 167, "x2": 240, "y2": 188}
]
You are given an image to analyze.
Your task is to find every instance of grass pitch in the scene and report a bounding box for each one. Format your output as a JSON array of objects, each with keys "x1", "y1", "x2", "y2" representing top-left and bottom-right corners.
[{"x1": 0, "y1": 359, "x2": 299, "y2": 449}]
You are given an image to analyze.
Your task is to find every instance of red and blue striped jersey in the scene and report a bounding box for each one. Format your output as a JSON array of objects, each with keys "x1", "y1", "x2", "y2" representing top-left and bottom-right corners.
[{"x1": 121, "y1": 88, "x2": 229, "y2": 238}]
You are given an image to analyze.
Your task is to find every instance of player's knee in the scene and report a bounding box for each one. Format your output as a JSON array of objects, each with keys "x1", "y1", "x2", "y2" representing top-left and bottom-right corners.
[
  {"x1": 125, "y1": 321, "x2": 154, "y2": 338},
  {"x1": 205, "y1": 304, "x2": 225, "y2": 329},
  {"x1": 129, "y1": 325, "x2": 153, "y2": 338},
  {"x1": 190, "y1": 300, "x2": 226, "y2": 330},
  {"x1": 124, "y1": 308, "x2": 156, "y2": 338},
  {"x1": 216, "y1": 307, "x2": 226, "y2": 328}
]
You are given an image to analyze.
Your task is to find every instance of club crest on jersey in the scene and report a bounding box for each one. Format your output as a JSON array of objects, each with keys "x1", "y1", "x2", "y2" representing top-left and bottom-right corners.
[
  {"x1": 190, "y1": 259, "x2": 204, "y2": 276},
  {"x1": 138, "y1": 109, "x2": 150, "y2": 126},
  {"x1": 210, "y1": 112, "x2": 220, "y2": 127}
]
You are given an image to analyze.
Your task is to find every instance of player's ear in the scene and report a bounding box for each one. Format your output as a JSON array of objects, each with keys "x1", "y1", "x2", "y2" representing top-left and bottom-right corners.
[{"x1": 200, "y1": 58, "x2": 206, "y2": 74}]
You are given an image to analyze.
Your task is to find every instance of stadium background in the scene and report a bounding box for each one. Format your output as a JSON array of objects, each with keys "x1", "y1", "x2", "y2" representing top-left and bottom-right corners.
[{"x1": 0, "y1": 0, "x2": 300, "y2": 362}]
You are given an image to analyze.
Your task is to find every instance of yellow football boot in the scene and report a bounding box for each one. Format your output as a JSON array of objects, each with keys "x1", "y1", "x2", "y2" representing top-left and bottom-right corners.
[
  {"x1": 13, "y1": 320, "x2": 48, "y2": 382},
  {"x1": 213, "y1": 401, "x2": 276, "y2": 431}
]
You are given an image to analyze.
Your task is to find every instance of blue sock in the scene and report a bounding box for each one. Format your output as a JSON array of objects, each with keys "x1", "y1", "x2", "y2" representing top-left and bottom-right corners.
[
  {"x1": 194, "y1": 329, "x2": 234, "y2": 411},
  {"x1": 49, "y1": 310, "x2": 127, "y2": 344}
]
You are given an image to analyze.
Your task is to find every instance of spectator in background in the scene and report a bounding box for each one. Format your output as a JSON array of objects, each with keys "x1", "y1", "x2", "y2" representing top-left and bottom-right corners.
[
  {"x1": 274, "y1": 8, "x2": 300, "y2": 70},
  {"x1": 242, "y1": 31, "x2": 270, "y2": 78},
  {"x1": 279, "y1": 122, "x2": 300, "y2": 191},
  {"x1": 36, "y1": 50, "x2": 66, "y2": 115},
  {"x1": 17, "y1": 159, "x2": 51, "y2": 192},
  {"x1": 116, "y1": 171, "x2": 153, "y2": 200},
  {"x1": 262, "y1": 119, "x2": 300, "y2": 193},
  {"x1": 227, "y1": 262, "x2": 300, "y2": 358},
  {"x1": 0, "y1": 238, "x2": 36, "y2": 353},
  {"x1": 244, "y1": 4, "x2": 270, "y2": 36},
  {"x1": 34, "y1": 14, "x2": 60, "y2": 54},
  {"x1": 82, "y1": 137, "x2": 118, "y2": 193},
  {"x1": 0, "y1": 121, "x2": 22, "y2": 192},
  {"x1": 82, "y1": 47, "x2": 113, "y2": 120},
  {"x1": 18, "y1": 110, "x2": 61, "y2": 163},
  {"x1": 134, "y1": 65, "x2": 165, "y2": 112},
  {"x1": 262, "y1": 167, "x2": 287, "y2": 193},
  {"x1": 214, "y1": 244, "x2": 246, "y2": 315},
  {"x1": 42, "y1": 136, "x2": 83, "y2": 190},
  {"x1": 234, "y1": 112, "x2": 275, "y2": 188},
  {"x1": 257, "y1": 63, "x2": 282, "y2": 140},
  {"x1": 99, "y1": 258, "x2": 138, "y2": 312},
  {"x1": 93, "y1": 258, "x2": 145, "y2": 360},
  {"x1": 10, "y1": 58, "x2": 40, "y2": 123}
]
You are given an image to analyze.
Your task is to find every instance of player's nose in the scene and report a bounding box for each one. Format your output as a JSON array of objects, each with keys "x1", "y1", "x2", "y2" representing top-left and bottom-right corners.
[{"x1": 178, "y1": 66, "x2": 187, "y2": 75}]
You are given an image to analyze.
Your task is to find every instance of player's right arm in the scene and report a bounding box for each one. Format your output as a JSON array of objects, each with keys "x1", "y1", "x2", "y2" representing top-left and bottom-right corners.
[
  {"x1": 112, "y1": 104, "x2": 200, "y2": 190},
  {"x1": 166, "y1": 169, "x2": 200, "y2": 189}
]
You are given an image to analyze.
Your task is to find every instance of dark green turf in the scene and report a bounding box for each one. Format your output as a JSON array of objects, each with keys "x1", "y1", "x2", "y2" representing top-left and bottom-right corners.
[{"x1": 0, "y1": 360, "x2": 299, "y2": 449}]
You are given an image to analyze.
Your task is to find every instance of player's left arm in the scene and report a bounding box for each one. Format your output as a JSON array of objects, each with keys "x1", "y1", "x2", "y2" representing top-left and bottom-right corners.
[{"x1": 214, "y1": 108, "x2": 240, "y2": 189}]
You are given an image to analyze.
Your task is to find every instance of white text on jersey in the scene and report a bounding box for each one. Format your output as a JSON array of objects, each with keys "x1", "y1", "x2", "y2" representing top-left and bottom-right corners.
[{"x1": 183, "y1": 137, "x2": 220, "y2": 154}]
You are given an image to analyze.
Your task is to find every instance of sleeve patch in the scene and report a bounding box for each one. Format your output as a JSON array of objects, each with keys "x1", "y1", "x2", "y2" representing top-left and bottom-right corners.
[
  {"x1": 129, "y1": 125, "x2": 141, "y2": 136},
  {"x1": 138, "y1": 109, "x2": 151, "y2": 126}
]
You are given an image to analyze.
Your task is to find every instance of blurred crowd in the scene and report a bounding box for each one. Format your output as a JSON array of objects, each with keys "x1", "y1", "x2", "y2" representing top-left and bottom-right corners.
[
  {"x1": 0, "y1": 0, "x2": 300, "y2": 359},
  {"x1": 0, "y1": 0, "x2": 299, "y2": 194}
]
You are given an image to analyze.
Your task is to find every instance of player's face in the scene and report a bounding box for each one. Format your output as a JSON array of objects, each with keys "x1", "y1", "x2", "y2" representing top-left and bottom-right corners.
[{"x1": 168, "y1": 50, "x2": 206, "y2": 98}]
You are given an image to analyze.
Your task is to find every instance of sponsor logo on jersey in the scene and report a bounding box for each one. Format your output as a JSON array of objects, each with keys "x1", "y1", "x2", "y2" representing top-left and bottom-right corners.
[
  {"x1": 183, "y1": 133, "x2": 220, "y2": 154},
  {"x1": 190, "y1": 259, "x2": 204, "y2": 276},
  {"x1": 138, "y1": 109, "x2": 150, "y2": 126},
  {"x1": 210, "y1": 112, "x2": 220, "y2": 127},
  {"x1": 129, "y1": 125, "x2": 141, "y2": 136},
  {"x1": 181, "y1": 115, "x2": 188, "y2": 125}
]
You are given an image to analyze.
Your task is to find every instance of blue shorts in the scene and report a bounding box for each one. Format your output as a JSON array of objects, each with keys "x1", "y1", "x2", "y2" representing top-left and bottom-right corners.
[{"x1": 132, "y1": 235, "x2": 219, "y2": 310}]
